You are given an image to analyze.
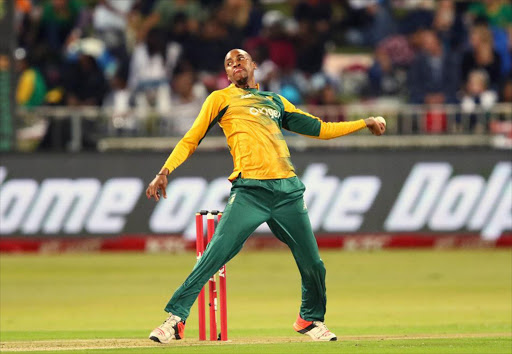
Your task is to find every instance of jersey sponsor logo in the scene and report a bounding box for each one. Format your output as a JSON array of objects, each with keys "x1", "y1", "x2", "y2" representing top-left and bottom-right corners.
[
  {"x1": 240, "y1": 93, "x2": 253, "y2": 99},
  {"x1": 249, "y1": 107, "x2": 280, "y2": 120}
]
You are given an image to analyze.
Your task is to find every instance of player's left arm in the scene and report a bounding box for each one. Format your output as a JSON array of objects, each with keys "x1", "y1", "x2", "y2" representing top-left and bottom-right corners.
[{"x1": 280, "y1": 95, "x2": 385, "y2": 138}]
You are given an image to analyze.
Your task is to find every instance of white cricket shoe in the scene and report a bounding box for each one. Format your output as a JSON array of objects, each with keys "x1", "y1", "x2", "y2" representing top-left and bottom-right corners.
[
  {"x1": 293, "y1": 315, "x2": 337, "y2": 341},
  {"x1": 149, "y1": 313, "x2": 185, "y2": 343}
]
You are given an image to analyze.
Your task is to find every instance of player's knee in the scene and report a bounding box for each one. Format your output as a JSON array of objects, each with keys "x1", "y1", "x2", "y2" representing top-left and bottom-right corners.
[
  {"x1": 312, "y1": 259, "x2": 326, "y2": 274},
  {"x1": 302, "y1": 259, "x2": 326, "y2": 277},
  {"x1": 206, "y1": 234, "x2": 240, "y2": 262}
]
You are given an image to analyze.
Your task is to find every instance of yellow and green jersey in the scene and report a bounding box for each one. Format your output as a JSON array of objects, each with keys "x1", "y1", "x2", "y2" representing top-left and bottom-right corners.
[
  {"x1": 16, "y1": 68, "x2": 47, "y2": 108},
  {"x1": 163, "y1": 84, "x2": 367, "y2": 181}
]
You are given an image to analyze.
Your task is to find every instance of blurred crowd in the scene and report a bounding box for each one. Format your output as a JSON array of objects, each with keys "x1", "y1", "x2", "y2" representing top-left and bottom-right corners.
[{"x1": 14, "y1": 0, "x2": 512, "y2": 143}]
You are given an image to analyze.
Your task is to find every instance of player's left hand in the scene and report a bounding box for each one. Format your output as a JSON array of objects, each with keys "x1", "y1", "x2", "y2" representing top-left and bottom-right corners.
[{"x1": 364, "y1": 117, "x2": 386, "y2": 136}]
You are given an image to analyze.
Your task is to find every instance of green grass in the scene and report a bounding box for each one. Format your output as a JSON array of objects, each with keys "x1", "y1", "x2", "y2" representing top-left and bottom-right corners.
[
  {"x1": 4, "y1": 338, "x2": 512, "y2": 354},
  {"x1": 1, "y1": 250, "x2": 511, "y2": 353}
]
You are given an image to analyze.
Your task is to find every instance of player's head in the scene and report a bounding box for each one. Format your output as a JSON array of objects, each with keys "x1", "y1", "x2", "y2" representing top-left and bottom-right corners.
[{"x1": 224, "y1": 49, "x2": 257, "y2": 88}]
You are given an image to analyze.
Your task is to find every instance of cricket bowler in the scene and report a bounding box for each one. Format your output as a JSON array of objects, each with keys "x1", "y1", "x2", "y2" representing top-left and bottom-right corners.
[{"x1": 146, "y1": 49, "x2": 386, "y2": 343}]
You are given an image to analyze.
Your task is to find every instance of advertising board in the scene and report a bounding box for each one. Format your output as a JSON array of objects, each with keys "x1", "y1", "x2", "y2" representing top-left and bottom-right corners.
[{"x1": 1, "y1": 150, "x2": 510, "y2": 243}]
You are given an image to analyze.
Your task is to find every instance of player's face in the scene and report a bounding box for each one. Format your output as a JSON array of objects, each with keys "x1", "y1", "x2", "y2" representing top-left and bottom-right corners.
[{"x1": 224, "y1": 50, "x2": 256, "y2": 87}]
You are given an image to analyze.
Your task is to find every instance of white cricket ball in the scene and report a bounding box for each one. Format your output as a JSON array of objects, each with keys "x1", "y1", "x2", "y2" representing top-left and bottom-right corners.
[{"x1": 375, "y1": 116, "x2": 386, "y2": 126}]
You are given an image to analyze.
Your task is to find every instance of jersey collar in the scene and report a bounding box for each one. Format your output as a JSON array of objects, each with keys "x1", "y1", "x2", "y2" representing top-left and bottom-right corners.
[{"x1": 229, "y1": 83, "x2": 260, "y2": 90}]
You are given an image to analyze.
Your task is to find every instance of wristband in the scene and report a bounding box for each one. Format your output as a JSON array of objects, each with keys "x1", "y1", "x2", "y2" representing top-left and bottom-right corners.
[{"x1": 156, "y1": 173, "x2": 168, "y2": 177}]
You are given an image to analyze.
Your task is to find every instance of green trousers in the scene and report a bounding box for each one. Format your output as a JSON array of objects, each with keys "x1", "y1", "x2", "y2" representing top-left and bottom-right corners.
[{"x1": 165, "y1": 176, "x2": 327, "y2": 322}]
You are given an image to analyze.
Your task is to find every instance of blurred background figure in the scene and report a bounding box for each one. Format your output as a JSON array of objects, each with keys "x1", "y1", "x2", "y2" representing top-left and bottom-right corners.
[
  {"x1": 65, "y1": 53, "x2": 108, "y2": 107},
  {"x1": 343, "y1": 0, "x2": 397, "y2": 47},
  {"x1": 217, "y1": 0, "x2": 263, "y2": 39},
  {"x1": 38, "y1": 0, "x2": 86, "y2": 51},
  {"x1": 500, "y1": 75, "x2": 512, "y2": 103},
  {"x1": 15, "y1": 48, "x2": 47, "y2": 108},
  {"x1": 102, "y1": 64, "x2": 138, "y2": 135},
  {"x1": 466, "y1": 0, "x2": 512, "y2": 29},
  {"x1": 407, "y1": 29, "x2": 460, "y2": 133},
  {"x1": 184, "y1": 17, "x2": 235, "y2": 73},
  {"x1": 92, "y1": 0, "x2": 135, "y2": 64},
  {"x1": 251, "y1": 44, "x2": 278, "y2": 92},
  {"x1": 128, "y1": 28, "x2": 172, "y2": 119},
  {"x1": 137, "y1": 0, "x2": 203, "y2": 42},
  {"x1": 466, "y1": 1, "x2": 512, "y2": 77},
  {"x1": 408, "y1": 29, "x2": 459, "y2": 105},
  {"x1": 247, "y1": 9, "x2": 297, "y2": 73},
  {"x1": 367, "y1": 46, "x2": 406, "y2": 98},
  {"x1": 432, "y1": 0, "x2": 467, "y2": 51},
  {"x1": 460, "y1": 69, "x2": 498, "y2": 131},
  {"x1": 462, "y1": 24, "x2": 503, "y2": 91},
  {"x1": 162, "y1": 65, "x2": 207, "y2": 135},
  {"x1": 293, "y1": 0, "x2": 331, "y2": 78},
  {"x1": 38, "y1": 53, "x2": 107, "y2": 151}
]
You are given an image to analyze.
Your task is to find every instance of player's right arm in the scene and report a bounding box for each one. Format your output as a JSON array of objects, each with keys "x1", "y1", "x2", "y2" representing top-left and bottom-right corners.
[
  {"x1": 146, "y1": 92, "x2": 226, "y2": 201},
  {"x1": 279, "y1": 95, "x2": 386, "y2": 138}
]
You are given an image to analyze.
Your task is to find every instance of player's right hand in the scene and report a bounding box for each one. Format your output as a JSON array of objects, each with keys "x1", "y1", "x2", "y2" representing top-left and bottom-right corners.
[
  {"x1": 146, "y1": 175, "x2": 168, "y2": 201},
  {"x1": 364, "y1": 117, "x2": 386, "y2": 136}
]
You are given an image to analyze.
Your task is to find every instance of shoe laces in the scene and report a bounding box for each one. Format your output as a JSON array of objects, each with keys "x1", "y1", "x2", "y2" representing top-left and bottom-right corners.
[
  {"x1": 313, "y1": 321, "x2": 331, "y2": 337},
  {"x1": 160, "y1": 314, "x2": 181, "y2": 330}
]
